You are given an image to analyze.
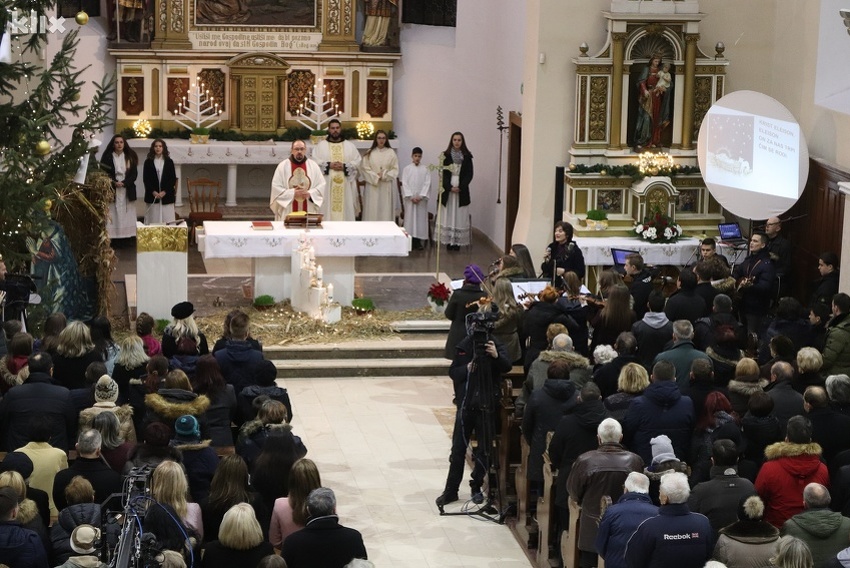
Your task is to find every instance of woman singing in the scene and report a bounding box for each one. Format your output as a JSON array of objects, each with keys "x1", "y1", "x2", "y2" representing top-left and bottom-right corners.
[
  {"x1": 143, "y1": 139, "x2": 178, "y2": 225},
  {"x1": 540, "y1": 221, "x2": 585, "y2": 283},
  {"x1": 100, "y1": 134, "x2": 139, "y2": 240},
  {"x1": 438, "y1": 132, "x2": 473, "y2": 251}
]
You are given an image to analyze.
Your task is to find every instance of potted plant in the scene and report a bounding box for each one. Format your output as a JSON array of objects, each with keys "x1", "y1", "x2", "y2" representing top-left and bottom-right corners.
[
  {"x1": 310, "y1": 129, "x2": 327, "y2": 144},
  {"x1": 426, "y1": 282, "x2": 451, "y2": 314},
  {"x1": 351, "y1": 297, "x2": 375, "y2": 314},
  {"x1": 586, "y1": 209, "x2": 609, "y2": 230},
  {"x1": 253, "y1": 294, "x2": 276, "y2": 311},
  {"x1": 190, "y1": 126, "x2": 211, "y2": 144}
]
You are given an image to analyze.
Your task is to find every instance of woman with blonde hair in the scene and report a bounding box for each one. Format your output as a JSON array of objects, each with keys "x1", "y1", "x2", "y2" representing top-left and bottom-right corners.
[
  {"x1": 200, "y1": 503, "x2": 273, "y2": 567},
  {"x1": 269, "y1": 458, "x2": 322, "y2": 547},
  {"x1": 488, "y1": 278, "x2": 523, "y2": 364},
  {"x1": 727, "y1": 357, "x2": 767, "y2": 417},
  {"x1": 0, "y1": 470, "x2": 49, "y2": 554},
  {"x1": 162, "y1": 301, "x2": 209, "y2": 358},
  {"x1": 604, "y1": 362, "x2": 650, "y2": 421},
  {"x1": 793, "y1": 347, "x2": 825, "y2": 394},
  {"x1": 772, "y1": 536, "x2": 813, "y2": 568},
  {"x1": 51, "y1": 476, "x2": 101, "y2": 565},
  {"x1": 52, "y1": 320, "x2": 101, "y2": 389},
  {"x1": 200, "y1": 455, "x2": 266, "y2": 543},
  {"x1": 144, "y1": 460, "x2": 203, "y2": 552},
  {"x1": 112, "y1": 335, "x2": 149, "y2": 404}
]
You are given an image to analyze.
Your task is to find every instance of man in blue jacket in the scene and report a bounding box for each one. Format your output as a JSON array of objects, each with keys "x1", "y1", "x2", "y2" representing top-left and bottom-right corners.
[
  {"x1": 626, "y1": 472, "x2": 713, "y2": 568},
  {"x1": 596, "y1": 472, "x2": 658, "y2": 568}
]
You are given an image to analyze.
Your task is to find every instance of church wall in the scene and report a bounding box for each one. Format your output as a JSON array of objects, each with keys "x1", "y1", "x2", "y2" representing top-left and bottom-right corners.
[{"x1": 393, "y1": 0, "x2": 526, "y2": 255}]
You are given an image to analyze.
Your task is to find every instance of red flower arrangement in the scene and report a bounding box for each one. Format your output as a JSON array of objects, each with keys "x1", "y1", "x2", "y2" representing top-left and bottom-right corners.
[{"x1": 427, "y1": 282, "x2": 451, "y2": 306}]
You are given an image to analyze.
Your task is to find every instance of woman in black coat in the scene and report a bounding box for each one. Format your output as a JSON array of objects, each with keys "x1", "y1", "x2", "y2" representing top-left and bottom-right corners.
[
  {"x1": 540, "y1": 221, "x2": 585, "y2": 282},
  {"x1": 100, "y1": 134, "x2": 138, "y2": 240},
  {"x1": 142, "y1": 138, "x2": 178, "y2": 224},
  {"x1": 438, "y1": 131, "x2": 473, "y2": 251}
]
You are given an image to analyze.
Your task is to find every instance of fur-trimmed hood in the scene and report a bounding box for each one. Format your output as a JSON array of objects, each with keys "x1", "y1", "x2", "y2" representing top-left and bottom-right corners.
[
  {"x1": 0, "y1": 355, "x2": 29, "y2": 390},
  {"x1": 16, "y1": 498, "x2": 39, "y2": 525},
  {"x1": 727, "y1": 379, "x2": 768, "y2": 396},
  {"x1": 644, "y1": 460, "x2": 690, "y2": 481},
  {"x1": 238, "y1": 420, "x2": 293, "y2": 442},
  {"x1": 718, "y1": 519, "x2": 780, "y2": 543},
  {"x1": 764, "y1": 441, "x2": 823, "y2": 460},
  {"x1": 144, "y1": 389, "x2": 210, "y2": 420},
  {"x1": 496, "y1": 266, "x2": 526, "y2": 280},
  {"x1": 79, "y1": 403, "x2": 134, "y2": 424},
  {"x1": 539, "y1": 349, "x2": 590, "y2": 369}
]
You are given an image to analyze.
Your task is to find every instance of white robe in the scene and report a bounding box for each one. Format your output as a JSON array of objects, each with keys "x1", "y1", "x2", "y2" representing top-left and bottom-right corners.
[
  {"x1": 401, "y1": 162, "x2": 431, "y2": 240},
  {"x1": 106, "y1": 152, "x2": 138, "y2": 239},
  {"x1": 359, "y1": 147, "x2": 399, "y2": 222},
  {"x1": 269, "y1": 157, "x2": 326, "y2": 220},
  {"x1": 311, "y1": 139, "x2": 361, "y2": 221}
]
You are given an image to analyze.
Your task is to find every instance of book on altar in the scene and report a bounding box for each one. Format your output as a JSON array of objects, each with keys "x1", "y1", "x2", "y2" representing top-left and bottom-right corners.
[{"x1": 251, "y1": 221, "x2": 274, "y2": 230}]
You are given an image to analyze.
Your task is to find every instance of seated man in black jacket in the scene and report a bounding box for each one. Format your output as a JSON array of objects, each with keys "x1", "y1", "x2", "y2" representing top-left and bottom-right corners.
[{"x1": 436, "y1": 318, "x2": 512, "y2": 507}]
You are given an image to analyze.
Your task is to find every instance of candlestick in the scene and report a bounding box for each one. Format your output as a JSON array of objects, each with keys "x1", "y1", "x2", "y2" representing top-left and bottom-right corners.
[{"x1": 327, "y1": 283, "x2": 334, "y2": 302}]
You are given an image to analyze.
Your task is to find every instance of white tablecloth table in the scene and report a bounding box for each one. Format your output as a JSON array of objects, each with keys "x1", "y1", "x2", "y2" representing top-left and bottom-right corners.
[
  {"x1": 201, "y1": 221, "x2": 409, "y2": 305},
  {"x1": 578, "y1": 236, "x2": 740, "y2": 266}
]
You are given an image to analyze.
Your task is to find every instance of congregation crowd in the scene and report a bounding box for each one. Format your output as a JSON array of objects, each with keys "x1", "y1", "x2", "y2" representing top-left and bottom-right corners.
[
  {"x1": 0, "y1": 281, "x2": 370, "y2": 567},
  {"x1": 437, "y1": 218, "x2": 850, "y2": 568}
]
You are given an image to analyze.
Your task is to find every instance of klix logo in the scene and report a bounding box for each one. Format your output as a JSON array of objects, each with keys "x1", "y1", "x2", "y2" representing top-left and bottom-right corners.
[
  {"x1": 6, "y1": 9, "x2": 67, "y2": 34},
  {"x1": 662, "y1": 532, "x2": 701, "y2": 540}
]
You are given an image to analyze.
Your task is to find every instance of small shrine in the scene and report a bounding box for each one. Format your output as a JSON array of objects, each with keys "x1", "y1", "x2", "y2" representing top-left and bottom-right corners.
[
  {"x1": 564, "y1": 0, "x2": 729, "y2": 237},
  {"x1": 107, "y1": 0, "x2": 400, "y2": 135}
]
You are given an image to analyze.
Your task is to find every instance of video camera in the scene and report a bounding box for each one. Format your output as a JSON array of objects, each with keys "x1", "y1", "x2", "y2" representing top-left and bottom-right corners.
[{"x1": 466, "y1": 309, "x2": 499, "y2": 351}]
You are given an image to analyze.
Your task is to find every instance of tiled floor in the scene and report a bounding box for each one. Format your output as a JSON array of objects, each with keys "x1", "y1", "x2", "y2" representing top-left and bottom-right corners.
[{"x1": 284, "y1": 375, "x2": 532, "y2": 567}]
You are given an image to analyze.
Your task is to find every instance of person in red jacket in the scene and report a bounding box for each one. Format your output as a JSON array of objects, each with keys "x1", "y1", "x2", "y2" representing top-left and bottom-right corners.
[{"x1": 755, "y1": 415, "x2": 829, "y2": 527}]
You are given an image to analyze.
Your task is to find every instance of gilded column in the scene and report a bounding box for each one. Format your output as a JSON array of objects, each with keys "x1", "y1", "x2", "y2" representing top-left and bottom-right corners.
[
  {"x1": 681, "y1": 33, "x2": 700, "y2": 150},
  {"x1": 151, "y1": 0, "x2": 192, "y2": 50},
  {"x1": 610, "y1": 32, "x2": 627, "y2": 150},
  {"x1": 318, "y1": 0, "x2": 359, "y2": 52}
]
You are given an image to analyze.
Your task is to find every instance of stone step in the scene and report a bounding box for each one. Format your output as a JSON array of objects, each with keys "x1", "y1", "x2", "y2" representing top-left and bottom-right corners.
[
  {"x1": 264, "y1": 338, "x2": 446, "y2": 361},
  {"x1": 273, "y1": 357, "x2": 451, "y2": 379}
]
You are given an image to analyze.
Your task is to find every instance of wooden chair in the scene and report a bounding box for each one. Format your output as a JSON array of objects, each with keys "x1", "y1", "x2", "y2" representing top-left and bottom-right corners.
[{"x1": 187, "y1": 177, "x2": 223, "y2": 244}]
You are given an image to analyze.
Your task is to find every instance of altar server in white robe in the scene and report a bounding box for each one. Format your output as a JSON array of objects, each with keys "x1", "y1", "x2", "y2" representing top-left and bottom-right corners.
[
  {"x1": 359, "y1": 130, "x2": 399, "y2": 222},
  {"x1": 311, "y1": 118, "x2": 361, "y2": 221},
  {"x1": 270, "y1": 140, "x2": 326, "y2": 220},
  {"x1": 401, "y1": 146, "x2": 431, "y2": 249}
]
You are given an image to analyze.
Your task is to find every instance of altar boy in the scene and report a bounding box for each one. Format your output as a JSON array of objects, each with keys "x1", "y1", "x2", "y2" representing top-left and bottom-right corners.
[{"x1": 401, "y1": 147, "x2": 431, "y2": 250}]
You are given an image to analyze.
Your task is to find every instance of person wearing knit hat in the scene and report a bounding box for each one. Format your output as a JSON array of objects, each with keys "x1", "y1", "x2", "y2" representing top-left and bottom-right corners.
[
  {"x1": 650, "y1": 435, "x2": 677, "y2": 466},
  {"x1": 78, "y1": 375, "x2": 137, "y2": 443},
  {"x1": 642, "y1": 433, "x2": 691, "y2": 506},
  {"x1": 0, "y1": 485, "x2": 49, "y2": 567},
  {"x1": 714, "y1": 495, "x2": 780, "y2": 567},
  {"x1": 441, "y1": 265, "x2": 485, "y2": 360},
  {"x1": 169, "y1": 415, "x2": 218, "y2": 503}
]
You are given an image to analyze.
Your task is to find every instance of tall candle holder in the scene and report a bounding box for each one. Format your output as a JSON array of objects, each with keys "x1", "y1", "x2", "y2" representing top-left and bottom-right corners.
[
  {"x1": 173, "y1": 79, "x2": 223, "y2": 135},
  {"x1": 295, "y1": 82, "x2": 341, "y2": 132}
]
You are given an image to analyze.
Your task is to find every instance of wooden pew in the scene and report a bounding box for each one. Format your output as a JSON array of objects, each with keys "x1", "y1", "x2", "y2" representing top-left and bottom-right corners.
[
  {"x1": 498, "y1": 374, "x2": 523, "y2": 505},
  {"x1": 538, "y1": 439, "x2": 559, "y2": 568},
  {"x1": 564, "y1": 497, "x2": 582, "y2": 568},
  {"x1": 514, "y1": 436, "x2": 537, "y2": 548}
]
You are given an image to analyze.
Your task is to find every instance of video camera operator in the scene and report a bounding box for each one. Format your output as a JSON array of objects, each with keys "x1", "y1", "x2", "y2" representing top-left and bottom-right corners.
[{"x1": 436, "y1": 310, "x2": 512, "y2": 508}]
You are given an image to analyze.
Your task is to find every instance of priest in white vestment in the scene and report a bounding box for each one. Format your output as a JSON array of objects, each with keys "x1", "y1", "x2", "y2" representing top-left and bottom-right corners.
[
  {"x1": 311, "y1": 119, "x2": 362, "y2": 221},
  {"x1": 359, "y1": 130, "x2": 399, "y2": 222},
  {"x1": 270, "y1": 140, "x2": 326, "y2": 220}
]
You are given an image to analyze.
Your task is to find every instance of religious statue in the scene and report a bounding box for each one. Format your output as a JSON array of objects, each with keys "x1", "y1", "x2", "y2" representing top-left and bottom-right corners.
[
  {"x1": 633, "y1": 54, "x2": 674, "y2": 149},
  {"x1": 362, "y1": 0, "x2": 398, "y2": 48}
]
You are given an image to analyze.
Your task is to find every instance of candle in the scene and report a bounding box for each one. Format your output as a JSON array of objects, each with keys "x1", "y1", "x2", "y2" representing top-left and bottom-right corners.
[
  {"x1": 316, "y1": 265, "x2": 323, "y2": 282},
  {"x1": 327, "y1": 283, "x2": 334, "y2": 302}
]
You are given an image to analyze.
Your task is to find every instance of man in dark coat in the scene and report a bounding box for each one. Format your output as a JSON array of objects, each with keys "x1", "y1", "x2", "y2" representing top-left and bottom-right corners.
[
  {"x1": 687, "y1": 439, "x2": 756, "y2": 532},
  {"x1": 693, "y1": 261, "x2": 719, "y2": 313},
  {"x1": 803, "y1": 385, "x2": 850, "y2": 467},
  {"x1": 568, "y1": 418, "x2": 644, "y2": 568},
  {"x1": 281, "y1": 488, "x2": 366, "y2": 568},
  {"x1": 237, "y1": 359, "x2": 293, "y2": 424},
  {"x1": 625, "y1": 253, "x2": 654, "y2": 320},
  {"x1": 436, "y1": 333, "x2": 512, "y2": 507},
  {"x1": 664, "y1": 269, "x2": 707, "y2": 324},
  {"x1": 693, "y1": 293, "x2": 745, "y2": 353},
  {"x1": 596, "y1": 472, "x2": 658, "y2": 568},
  {"x1": 0, "y1": 352, "x2": 76, "y2": 451},
  {"x1": 652, "y1": 320, "x2": 711, "y2": 392},
  {"x1": 52, "y1": 430, "x2": 123, "y2": 512},
  {"x1": 765, "y1": 361, "x2": 804, "y2": 435},
  {"x1": 0, "y1": 486, "x2": 48, "y2": 568},
  {"x1": 626, "y1": 472, "x2": 713, "y2": 568},
  {"x1": 781, "y1": 483, "x2": 850, "y2": 568},
  {"x1": 593, "y1": 332, "x2": 639, "y2": 400},
  {"x1": 811, "y1": 252, "x2": 839, "y2": 308},
  {"x1": 732, "y1": 232, "x2": 776, "y2": 336},
  {"x1": 632, "y1": 291, "x2": 673, "y2": 371},
  {"x1": 214, "y1": 311, "x2": 265, "y2": 395},
  {"x1": 623, "y1": 360, "x2": 695, "y2": 465}
]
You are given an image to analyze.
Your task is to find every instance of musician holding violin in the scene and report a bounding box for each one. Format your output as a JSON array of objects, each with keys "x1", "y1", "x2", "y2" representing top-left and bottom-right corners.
[
  {"x1": 731, "y1": 232, "x2": 775, "y2": 336},
  {"x1": 541, "y1": 221, "x2": 585, "y2": 285}
]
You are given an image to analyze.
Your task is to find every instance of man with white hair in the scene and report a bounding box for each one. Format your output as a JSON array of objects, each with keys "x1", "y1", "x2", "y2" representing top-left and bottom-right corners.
[
  {"x1": 567, "y1": 418, "x2": 644, "y2": 568},
  {"x1": 651, "y1": 320, "x2": 710, "y2": 391},
  {"x1": 516, "y1": 333, "x2": 590, "y2": 417},
  {"x1": 596, "y1": 472, "x2": 658, "y2": 568},
  {"x1": 626, "y1": 472, "x2": 713, "y2": 568}
]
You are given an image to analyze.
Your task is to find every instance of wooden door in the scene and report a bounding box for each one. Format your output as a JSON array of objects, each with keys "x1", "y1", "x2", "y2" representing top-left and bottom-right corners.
[{"x1": 238, "y1": 75, "x2": 278, "y2": 133}]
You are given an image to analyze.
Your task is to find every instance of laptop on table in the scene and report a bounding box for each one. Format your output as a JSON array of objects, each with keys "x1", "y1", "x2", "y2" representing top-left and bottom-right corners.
[
  {"x1": 718, "y1": 222, "x2": 748, "y2": 247},
  {"x1": 611, "y1": 248, "x2": 639, "y2": 275}
]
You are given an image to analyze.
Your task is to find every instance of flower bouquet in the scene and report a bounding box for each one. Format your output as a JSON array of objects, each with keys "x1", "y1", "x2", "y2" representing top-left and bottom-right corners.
[{"x1": 634, "y1": 212, "x2": 683, "y2": 243}]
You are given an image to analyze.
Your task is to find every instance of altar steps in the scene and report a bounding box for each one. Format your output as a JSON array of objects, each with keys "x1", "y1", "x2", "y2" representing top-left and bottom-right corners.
[{"x1": 265, "y1": 334, "x2": 452, "y2": 380}]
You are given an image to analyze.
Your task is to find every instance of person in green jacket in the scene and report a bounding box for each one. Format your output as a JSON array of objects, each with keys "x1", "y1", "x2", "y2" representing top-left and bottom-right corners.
[
  {"x1": 822, "y1": 294, "x2": 850, "y2": 378},
  {"x1": 781, "y1": 483, "x2": 850, "y2": 568}
]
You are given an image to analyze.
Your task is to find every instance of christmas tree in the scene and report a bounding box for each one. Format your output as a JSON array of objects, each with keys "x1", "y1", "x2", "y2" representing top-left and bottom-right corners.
[{"x1": 0, "y1": 4, "x2": 114, "y2": 270}]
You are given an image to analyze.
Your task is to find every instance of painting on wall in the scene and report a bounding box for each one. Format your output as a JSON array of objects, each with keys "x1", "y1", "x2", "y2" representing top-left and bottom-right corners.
[{"x1": 195, "y1": 0, "x2": 316, "y2": 27}]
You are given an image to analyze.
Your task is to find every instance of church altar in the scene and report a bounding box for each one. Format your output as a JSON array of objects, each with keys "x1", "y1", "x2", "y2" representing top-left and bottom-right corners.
[
  {"x1": 127, "y1": 138, "x2": 384, "y2": 208},
  {"x1": 199, "y1": 220, "x2": 409, "y2": 305},
  {"x1": 578, "y1": 236, "x2": 738, "y2": 267}
]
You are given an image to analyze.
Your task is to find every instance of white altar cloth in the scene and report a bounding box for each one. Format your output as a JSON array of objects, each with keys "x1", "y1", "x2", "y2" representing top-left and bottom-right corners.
[
  {"x1": 578, "y1": 236, "x2": 738, "y2": 266},
  {"x1": 201, "y1": 221, "x2": 408, "y2": 305}
]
